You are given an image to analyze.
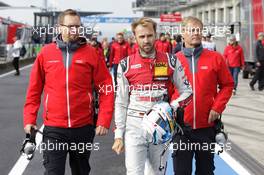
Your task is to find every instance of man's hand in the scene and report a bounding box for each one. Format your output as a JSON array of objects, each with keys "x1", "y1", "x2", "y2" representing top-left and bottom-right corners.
[
  {"x1": 96, "y1": 126, "x2": 109, "y2": 136},
  {"x1": 208, "y1": 110, "x2": 220, "y2": 123},
  {"x1": 112, "y1": 138, "x2": 124, "y2": 155},
  {"x1": 256, "y1": 61, "x2": 261, "y2": 67},
  {"x1": 24, "y1": 124, "x2": 37, "y2": 134}
]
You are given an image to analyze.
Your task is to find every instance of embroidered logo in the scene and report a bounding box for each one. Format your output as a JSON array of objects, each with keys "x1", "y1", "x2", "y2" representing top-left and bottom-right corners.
[
  {"x1": 47, "y1": 60, "x2": 60, "y2": 63},
  {"x1": 131, "y1": 64, "x2": 142, "y2": 69},
  {"x1": 200, "y1": 66, "x2": 208, "y2": 70},
  {"x1": 75, "y1": 60, "x2": 84, "y2": 64}
]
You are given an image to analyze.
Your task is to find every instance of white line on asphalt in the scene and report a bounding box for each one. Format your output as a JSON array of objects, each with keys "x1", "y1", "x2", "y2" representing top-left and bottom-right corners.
[
  {"x1": 1, "y1": 64, "x2": 43, "y2": 174},
  {"x1": 216, "y1": 145, "x2": 252, "y2": 175},
  {"x1": 8, "y1": 125, "x2": 44, "y2": 175},
  {"x1": 169, "y1": 144, "x2": 252, "y2": 175},
  {"x1": 0, "y1": 64, "x2": 33, "y2": 78}
]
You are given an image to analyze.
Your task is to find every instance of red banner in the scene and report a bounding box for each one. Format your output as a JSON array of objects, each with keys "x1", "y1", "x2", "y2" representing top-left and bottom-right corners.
[
  {"x1": 252, "y1": 0, "x2": 264, "y2": 39},
  {"x1": 160, "y1": 13, "x2": 182, "y2": 22}
]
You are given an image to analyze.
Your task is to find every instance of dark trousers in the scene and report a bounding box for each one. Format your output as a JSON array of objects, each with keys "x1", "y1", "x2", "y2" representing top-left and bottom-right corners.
[
  {"x1": 12, "y1": 57, "x2": 20, "y2": 74},
  {"x1": 42, "y1": 125, "x2": 95, "y2": 175},
  {"x1": 112, "y1": 64, "x2": 118, "y2": 86},
  {"x1": 172, "y1": 127, "x2": 216, "y2": 175},
  {"x1": 250, "y1": 61, "x2": 264, "y2": 90},
  {"x1": 229, "y1": 67, "x2": 240, "y2": 90}
]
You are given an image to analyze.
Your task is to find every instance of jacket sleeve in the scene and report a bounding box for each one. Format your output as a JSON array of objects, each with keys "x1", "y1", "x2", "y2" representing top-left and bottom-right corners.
[
  {"x1": 109, "y1": 44, "x2": 115, "y2": 68},
  {"x1": 240, "y1": 47, "x2": 245, "y2": 67},
  {"x1": 211, "y1": 54, "x2": 234, "y2": 113},
  {"x1": 223, "y1": 46, "x2": 228, "y2": 64},
  {"x1": 169, "y1": 54, "x2": 193, "y2": 109},
  {"x1": 168, "y1": 42, "x2": 172, "y2": 54},
  {"x1": 114, "y1": 61, "x2": 129, "y2": 139},
  {"x1": 255, "y1": 41, "x2": 261, "y2": 62},
  {"x1": 92, "y1": 49, "x2": 114, "y2": 129},
  {"x1": 23, "y1": 52, "x2": 45, "y2": 127}
]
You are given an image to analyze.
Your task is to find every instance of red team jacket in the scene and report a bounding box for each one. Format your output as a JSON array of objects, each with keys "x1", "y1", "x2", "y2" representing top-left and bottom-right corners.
[
  {"x1": 155, "y1": 40, "x2": 171, "y2": 53},
  {"x1": 223, "y1": 44, "x2": 245, "y2": 68},
  {"x1": 173, "y1": 49, "x2": 234, "y2": 129},
  {"x1": 109, "y1": 41, "x2": 130, "y2": 67},
  {"x1": 24, "y1": 43, "x2": 114, "y2": 128}
]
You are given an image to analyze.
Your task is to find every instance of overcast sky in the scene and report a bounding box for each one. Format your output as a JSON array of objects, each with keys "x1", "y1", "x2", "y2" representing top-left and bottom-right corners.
[{"x1": 0, "y1": 0, "x2": 142, "y2": 38}]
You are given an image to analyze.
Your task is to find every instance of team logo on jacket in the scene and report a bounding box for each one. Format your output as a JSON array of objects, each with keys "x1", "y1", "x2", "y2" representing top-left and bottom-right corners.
[
  {"x1": 154, "y1": 62, "x2": 168, "y2": 77},
  {"x1": 131, "y1": 64, "x2": 142, "y2": 69},
  {"x1": 47, "y1": 60, "x2": 60, "y2": 63},
  {"x1": 75, "y1": 59, "x2": 84, "y2": 64},
  {"x1": 200, "y1": 66, "x2": 208, "y2": 70}
]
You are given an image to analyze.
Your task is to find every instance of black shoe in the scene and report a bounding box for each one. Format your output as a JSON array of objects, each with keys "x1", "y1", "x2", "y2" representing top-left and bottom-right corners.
[
  {"x1": 259, "y1": 87, "x2": 264, "y2": 91},
  {"x1": 14, "y1": 72, "x2": 20, "y2": 76},
  {"x1": 249, "y1": 84, "x2": 255, "y2": 91}
]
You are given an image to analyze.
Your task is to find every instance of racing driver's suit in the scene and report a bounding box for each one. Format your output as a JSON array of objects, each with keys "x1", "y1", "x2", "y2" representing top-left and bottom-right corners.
[{"x1": 114, "y1": 50, "x2": 192, "y2": 175}]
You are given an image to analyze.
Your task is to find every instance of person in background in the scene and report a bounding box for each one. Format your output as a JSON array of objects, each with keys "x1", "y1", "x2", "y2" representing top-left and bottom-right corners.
[
  {"x1": 202, "y1": 34, "x2": 216, "y2": 51},
  {"x1": 155, "y1": 33, "x2": 171, "y2": 53},
  {"x1": 172, "y1": 34, "x2": 182, "y2": 54},
  {"x1": 109, "y1": 32, "x2": 130, "y2": 86},
  {"x1": 165, "y1": 32, "x2": 173, "y2": 53},
  {"x1": 102, "y1": 39, "x2": 111, "y2": 68},
  {"x1": 223, "y1": 35, "x2": 245, "y2": 95},
  {"x1": 90, "y1": 35, "x2": 105, "y2": 63},
  {"x1": 249, "y1": 32, "x2": 264, "y2": 91},
  {"x1": 127, "y1": 35, "x2": 136, "y2": 54},
  {"x1": 11, "y1": 36, "x2": 22, "y2": 76},
  {"x1": 171, "y1": 35, "x2": 177, "y2": 50}
]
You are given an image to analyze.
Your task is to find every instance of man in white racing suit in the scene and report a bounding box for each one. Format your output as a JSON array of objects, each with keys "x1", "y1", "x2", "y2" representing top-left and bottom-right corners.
[{"x1": 112, "y1": 17, "x2": 192, "y2": 175}]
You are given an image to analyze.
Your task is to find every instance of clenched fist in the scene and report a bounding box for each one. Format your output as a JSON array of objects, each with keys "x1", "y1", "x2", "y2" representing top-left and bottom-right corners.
[{"x1": 112, "y1": 138, "x2": 124, "y2": 155}]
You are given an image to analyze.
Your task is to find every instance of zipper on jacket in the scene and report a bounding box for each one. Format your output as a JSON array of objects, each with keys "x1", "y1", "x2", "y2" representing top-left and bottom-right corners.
[
  {"x1": 66, "y1": 46, "x2": 71, "y2": 127},
  {"x1": 191, "y1": 53, "x2": 196, "y2": 129},
  {"x1": 45, "y1": 94, "x2": 49, "y2": 120}
]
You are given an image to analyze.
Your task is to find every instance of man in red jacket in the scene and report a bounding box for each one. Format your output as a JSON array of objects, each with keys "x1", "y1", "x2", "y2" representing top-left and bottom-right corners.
[
  {"x1": 109, "y1": 32, "x2": 130, "y2": 86},
  {"x1": 223, "y1": 35, "x2": 245, "y2": 94},
  {"x1": 172, "y1": 16, "x2": 234, "y2": 175},
  {"x1": 23, "y1": 9, "x2": 114, "y2": 175},
  {"x1": 155, "y1": 33, "x2": 171, "y2": 53}
]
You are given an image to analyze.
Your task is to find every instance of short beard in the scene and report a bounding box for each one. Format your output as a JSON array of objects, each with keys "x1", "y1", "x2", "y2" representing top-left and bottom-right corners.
[
  {"x1": 69, "y1": 35, "x2": 79, "y2": 42},
  {"x1": 139, "y1": 46, "x2": 156, "y2": 58}
]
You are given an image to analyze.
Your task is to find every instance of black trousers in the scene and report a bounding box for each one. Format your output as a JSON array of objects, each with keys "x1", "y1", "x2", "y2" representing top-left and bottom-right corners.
[
  {"x1": 172, "y1": 127, "x2": 216, "y2": 175},
  {"x1": 112, "y1": 64, "x2": 118, "y2": 87},
  {"x1": 42, "y1": 125, "x2": 95, "y2": 175},
  {"x1": 12, "y1": 57, "x2": 20, "y2": 74},
  {"x1": 250, "y1": 61, "x2": 264, "y2": 90}
]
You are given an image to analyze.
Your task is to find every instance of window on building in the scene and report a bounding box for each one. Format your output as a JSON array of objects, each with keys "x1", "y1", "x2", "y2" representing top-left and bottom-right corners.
[
  {"x1": 211, "y1": 9, "x2": 216, "y2": 24},
  {"x1": 198, "y1": 12, "x2": 203, "y2": 21},
  {"x1": 236, "y1": 3, "x2": 240, "y2": 22},
  {"x1": 204, "y1": 11, "x2": 209, "y2": 24},
  {"x1": 227, "y1": 6, "x2": 233, "y2": 24},
  {"x1": 218, "y1": 8, "x2": 224, "y2": 23}
]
